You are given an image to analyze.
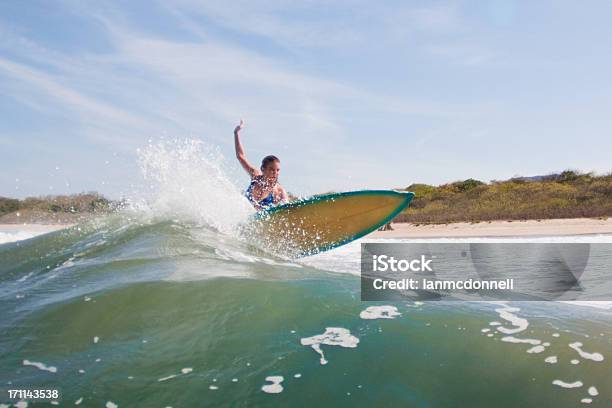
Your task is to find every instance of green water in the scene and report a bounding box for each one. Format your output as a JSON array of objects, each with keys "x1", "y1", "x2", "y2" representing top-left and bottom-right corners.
[{"x1": 1, "y1": 217, "x2": 610, "y2": 407}]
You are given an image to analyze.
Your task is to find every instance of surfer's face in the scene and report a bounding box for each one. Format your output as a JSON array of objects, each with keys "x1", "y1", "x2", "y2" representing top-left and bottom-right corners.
[{"x1": 262, "y1": 161, "x2": 280, "y2": 183}]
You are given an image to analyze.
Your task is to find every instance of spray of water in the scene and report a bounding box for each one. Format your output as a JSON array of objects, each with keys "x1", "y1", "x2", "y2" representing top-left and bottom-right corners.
[{"x1": 136, "y1": 138, "x2": 254, "y2": 234}]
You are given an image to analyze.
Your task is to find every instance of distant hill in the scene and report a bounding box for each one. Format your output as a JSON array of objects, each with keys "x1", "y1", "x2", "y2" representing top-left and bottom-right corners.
[
  {"x1": 394, "y1": 170, "x2": 612, "y2": 224},
  {"x1": 505, "y1": 173, "x2": 560, "y2": 182}
]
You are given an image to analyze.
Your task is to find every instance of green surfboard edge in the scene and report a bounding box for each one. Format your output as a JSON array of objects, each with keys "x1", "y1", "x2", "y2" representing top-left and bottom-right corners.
[{"x1": 257, "y1": 190, "x2": 415, "y2": 257}]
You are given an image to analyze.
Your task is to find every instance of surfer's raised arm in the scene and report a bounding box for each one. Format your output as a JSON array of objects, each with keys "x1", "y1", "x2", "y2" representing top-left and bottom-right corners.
[{"x1": 233, "y1": 120, "x2": 260, "y2": 178}]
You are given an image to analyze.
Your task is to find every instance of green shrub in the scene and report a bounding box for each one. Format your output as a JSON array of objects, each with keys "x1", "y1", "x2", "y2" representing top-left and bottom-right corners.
[
  {"x1": 0, "y1": 193, "x2": 117, "y2": 217},
  {"x1": 397, "y1": 172, "x2": 612, "y2": 223},
  {"x1": 0, "y1": 197, "x2": 20, "y2": 216},
  {"x1": 452, "y1": 178, "x2": 484, "y2": 192}
]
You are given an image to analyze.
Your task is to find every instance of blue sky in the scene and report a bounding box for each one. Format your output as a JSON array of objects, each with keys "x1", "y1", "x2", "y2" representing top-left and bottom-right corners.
[{"x1": 1, "y1": 0, "x2": 611, "y2": 198}]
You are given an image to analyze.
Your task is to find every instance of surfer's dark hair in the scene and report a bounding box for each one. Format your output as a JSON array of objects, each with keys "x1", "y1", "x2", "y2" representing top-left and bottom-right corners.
[{"x1": 261, "y1": 155, "x2": 280, "y2": 170}]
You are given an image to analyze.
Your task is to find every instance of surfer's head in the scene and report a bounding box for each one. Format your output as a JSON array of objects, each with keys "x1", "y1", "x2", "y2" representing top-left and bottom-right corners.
[{"x1": 261, "y1": 155, "x2": 280, "y2": 182}]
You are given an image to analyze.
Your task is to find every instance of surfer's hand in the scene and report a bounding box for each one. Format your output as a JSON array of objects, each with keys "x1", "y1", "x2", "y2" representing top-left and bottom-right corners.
[{"x1": 234, "y1": 119, "x2": 244, "y2": 134}]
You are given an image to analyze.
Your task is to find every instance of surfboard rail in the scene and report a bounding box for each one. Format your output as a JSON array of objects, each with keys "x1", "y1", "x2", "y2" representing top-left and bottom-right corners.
[{"x1": 250, "y1": 190, "x2": 415, "y2": 257}]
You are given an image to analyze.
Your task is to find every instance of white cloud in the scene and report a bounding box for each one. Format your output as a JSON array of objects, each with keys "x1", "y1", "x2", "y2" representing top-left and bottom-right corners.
[{"x1": 0, "y1": 1, "x2": 508, "y2": 196}]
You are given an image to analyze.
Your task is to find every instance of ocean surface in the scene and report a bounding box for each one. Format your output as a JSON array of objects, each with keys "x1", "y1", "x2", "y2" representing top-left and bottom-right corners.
[
  {"x1": 1, "y1": 140, "x2": 611, "y2": 407},
  {"x1": 1, "y1": 217, "x2": 611, "y2": 407}
]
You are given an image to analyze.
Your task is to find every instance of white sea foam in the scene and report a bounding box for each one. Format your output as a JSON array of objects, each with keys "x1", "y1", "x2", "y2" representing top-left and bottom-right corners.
[
  {"x1": 552, "y1": 380, "x2": 583, "y2": 388},
  {"x1": 569, "y1": 342, "x2": 604, "y2": 362},
  {"x1": 301, "y1": 327, "x2": 359, "y2": 365},
  {"x1": 501, "y1": 337, "x2": 541, "y2": 345},
  {"x1": 359, "y1": 305, "x2": 401, "y2": 320},
  {"x1": 22, "y1": 359, "x2": 57, "y2": 373},
  {"x1": 261, "y1": 376, "x2": 284, "y2": 394},
  {"x1": 158, "y1": 367, "x2": 193, "y2": 382},
  {"x1": 17, "y1": 272, "x2": 33, "y2": 282},
  {"x1": 0, "y1": 230, "x2": 41, "y2": 244},
  {"x1": 526, "y1": 345, "x2": 545, "y2": 354},
  {"x1": 495, "y1": 306, "x2": 529, "y2": 334},
  {"x1": 544, "y1": 356, "x2": 557, "y2": 364}
]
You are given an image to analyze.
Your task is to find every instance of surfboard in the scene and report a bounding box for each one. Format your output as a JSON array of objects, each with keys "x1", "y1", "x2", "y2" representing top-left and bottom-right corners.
[{"x1": 248, "y1": 190, "x2": 415, "y2": 257}]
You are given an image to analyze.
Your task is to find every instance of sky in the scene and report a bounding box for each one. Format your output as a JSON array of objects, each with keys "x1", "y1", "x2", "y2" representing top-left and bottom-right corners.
[{"x1": 1, "y1": 0, "x2": 611, "y2": 199}]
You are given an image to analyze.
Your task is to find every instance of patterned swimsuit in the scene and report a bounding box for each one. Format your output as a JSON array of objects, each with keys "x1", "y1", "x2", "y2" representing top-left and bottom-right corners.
[{"x1": 245, "y1": 179, "x2": 275, "y2": 208}]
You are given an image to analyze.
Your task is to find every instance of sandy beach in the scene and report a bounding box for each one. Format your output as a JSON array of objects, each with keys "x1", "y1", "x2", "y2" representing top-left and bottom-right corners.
[
  {"x1": 371, "y1": 217, "x2": 612, "y2": 238},
  {"x1": 2, "y1": 218, "x2": 611, "y2": 245}
]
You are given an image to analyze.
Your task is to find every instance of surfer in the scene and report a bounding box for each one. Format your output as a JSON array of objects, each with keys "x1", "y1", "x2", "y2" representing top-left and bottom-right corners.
[{"x1": 234, "y1": 120, "x2": 288, "y2": 209}]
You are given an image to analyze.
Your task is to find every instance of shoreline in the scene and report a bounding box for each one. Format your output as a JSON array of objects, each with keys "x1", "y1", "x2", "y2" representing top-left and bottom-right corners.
[
  {"x1": 2, "y1": 217, "x2": 611, "y2": 241},
  {"x1": 0, "y1": 223, "x2": 74, "y2": 233},
  {"x1": 370, "y1": 217, "x2": 612, "y2": 238},
  {"x1": 0, "y1": 223, "x2": 74, "y2": 244}
]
